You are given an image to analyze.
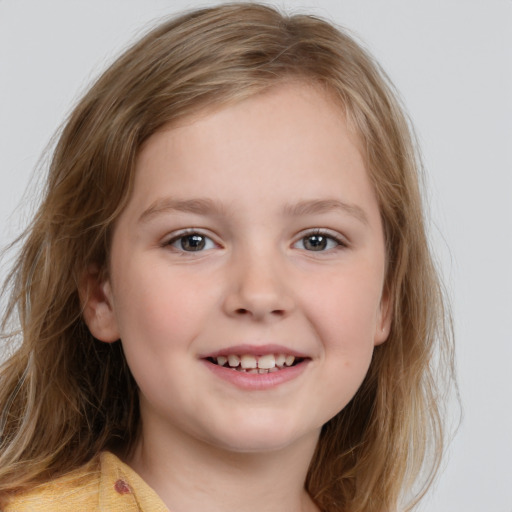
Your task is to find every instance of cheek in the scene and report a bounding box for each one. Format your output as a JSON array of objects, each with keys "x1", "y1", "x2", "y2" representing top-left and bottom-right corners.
[
  {"x1": 111, "y1": 260, "x2": 211, "y2": 348},
  {"x1": 301, "y1": 278, "x2": 380, "y2": 426},
  {"x1": 303, "y1": 263, "x2": 384, "y2": 352},
  {"x1": 310, "y1": 268, "x2": 382, "y2": 416},
  {"x1": 110, "y1": 265, "x2": 203, "y2": 398}
]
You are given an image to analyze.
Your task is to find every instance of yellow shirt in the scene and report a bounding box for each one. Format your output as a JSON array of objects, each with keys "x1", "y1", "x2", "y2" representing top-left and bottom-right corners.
[{"x1": 4, "y1": 452, "x2": 169, "y2": 512}]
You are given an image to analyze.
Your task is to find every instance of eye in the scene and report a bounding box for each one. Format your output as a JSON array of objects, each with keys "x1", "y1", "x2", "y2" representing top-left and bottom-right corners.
[
  {"x1": 294, "y1": 231, "x2": 344, "y2": 252},
  {"x1": 167, "y1": 232, "x2": 216, "y2": 252}
]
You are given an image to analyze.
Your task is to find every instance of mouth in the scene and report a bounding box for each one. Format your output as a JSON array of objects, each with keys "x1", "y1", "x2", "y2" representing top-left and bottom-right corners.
[{"x1": 205, "y1": 353, "x2": 306, "y2": 374}]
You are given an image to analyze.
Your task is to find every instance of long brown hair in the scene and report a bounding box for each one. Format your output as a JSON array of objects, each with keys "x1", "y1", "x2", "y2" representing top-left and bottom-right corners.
[{"x1": 0, "y1": 4, "x2": 455, "y2": 511}]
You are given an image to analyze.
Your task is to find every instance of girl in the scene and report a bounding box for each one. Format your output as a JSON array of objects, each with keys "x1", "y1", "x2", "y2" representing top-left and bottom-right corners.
[{"x1": 0, "y1": 3, "x2": 454, "y2": 512}]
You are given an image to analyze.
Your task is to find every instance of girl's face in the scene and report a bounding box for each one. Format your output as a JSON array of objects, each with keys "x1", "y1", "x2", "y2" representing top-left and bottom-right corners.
[{"x1": 85, "y1": 82, "x2": 391, "y2": 455}]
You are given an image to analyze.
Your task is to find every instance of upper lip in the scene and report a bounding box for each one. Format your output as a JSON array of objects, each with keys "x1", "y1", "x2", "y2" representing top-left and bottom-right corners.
[{"x1": 200, "y1": 344, "x2": 310, "y2": 359}]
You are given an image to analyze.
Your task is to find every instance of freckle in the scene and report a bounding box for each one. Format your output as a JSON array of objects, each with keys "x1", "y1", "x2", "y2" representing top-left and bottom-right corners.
[{"x1": 114, "y1": 479, "x2": 131, "y2": 494}]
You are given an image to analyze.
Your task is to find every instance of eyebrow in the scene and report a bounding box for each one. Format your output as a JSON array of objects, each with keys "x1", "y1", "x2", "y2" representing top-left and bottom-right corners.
[
  {"x1": 138, "y1": 198, "x2": 228, "y2": 223},
  {"x1": 283, "y1": 199, "x2": 369, "y2": 225},
  {"x1": 138, "y1": 197, "x2": 369, "y2": 225}
]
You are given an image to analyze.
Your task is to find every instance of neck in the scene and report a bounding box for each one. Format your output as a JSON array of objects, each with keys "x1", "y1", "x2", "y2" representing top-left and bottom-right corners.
[{"x1": 126, "y1": 418, "x2": 321, "y2": 512}]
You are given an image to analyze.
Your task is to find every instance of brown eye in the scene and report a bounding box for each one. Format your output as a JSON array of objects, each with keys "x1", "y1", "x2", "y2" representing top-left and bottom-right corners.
[
  {"x1": 303, "y1": 234, "x2": 328, "y2": 251},
  {"x1": 181, "y1": 234, "x2": 206, "y2": 251},
  {"x1": 168, "y1": 233, "x2": 215, "y2": 252},
  {"x1": 294, "y1": 231, "x2": 343, "y2": 252}
]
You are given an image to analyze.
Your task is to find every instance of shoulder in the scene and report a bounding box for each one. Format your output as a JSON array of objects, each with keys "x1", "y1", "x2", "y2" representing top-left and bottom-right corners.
[
  {"x1": 3, "y1": 452, "x2": 167, "y2": 512},
  {"x1": 3, "y1": 456, "x2": 101, "y2": 512}
]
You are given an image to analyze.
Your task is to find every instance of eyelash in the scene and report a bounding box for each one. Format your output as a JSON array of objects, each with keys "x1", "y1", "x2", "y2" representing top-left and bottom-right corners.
[
  {"x1": 164, "y1": 229, "x2": 217, "y2": 253},
  {"x1": 163, "y1": 229, "x2": 347, "y2": 254},
  {"x1": 294, "y1": 229, "x2": 347, "y2": 252}
]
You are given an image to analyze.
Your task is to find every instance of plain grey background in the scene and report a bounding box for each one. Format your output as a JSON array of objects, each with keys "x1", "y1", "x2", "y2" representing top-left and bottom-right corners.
[{"x1": 1, "y1": 1, "x2": 511, "y2": 511}]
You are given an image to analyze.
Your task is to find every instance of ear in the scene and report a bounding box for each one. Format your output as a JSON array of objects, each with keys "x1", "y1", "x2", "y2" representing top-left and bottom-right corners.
[
  {"x1": 80, "y1": 264, "x2": 120, "y2": 343},
  {"x1": 374, "y1": 286, "x2": 393, "y2": 346}
]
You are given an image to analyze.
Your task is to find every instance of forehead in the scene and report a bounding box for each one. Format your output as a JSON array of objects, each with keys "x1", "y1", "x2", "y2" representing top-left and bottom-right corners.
[
  {"x1": 139, "y1": 79, "x2": 360, "y2": 157},
  {"x1": 138, "y1": 82, "x2": 361, "y2": 170},
  {"x1": 126, "y1": 82, "x2": 377, "y2": 222}
]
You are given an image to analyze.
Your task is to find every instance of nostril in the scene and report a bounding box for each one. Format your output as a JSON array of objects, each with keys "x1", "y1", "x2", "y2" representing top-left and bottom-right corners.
[{"x1": 235, "y1": 307, "x2": 285, "y2": 317}]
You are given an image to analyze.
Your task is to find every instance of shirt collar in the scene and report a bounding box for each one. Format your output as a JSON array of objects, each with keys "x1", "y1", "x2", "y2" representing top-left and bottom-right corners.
[{"x1": 98, "y1": 452, "x2": 169, "y2": 512}]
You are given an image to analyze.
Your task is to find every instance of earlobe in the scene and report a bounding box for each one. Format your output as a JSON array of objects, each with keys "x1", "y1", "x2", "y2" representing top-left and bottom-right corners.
[
  {"x1": 374, "y1": 289, "x2": 393, "y2": 346},
  {"x1": 80, "y1": 265, "x2": 120, "y2": 343}
]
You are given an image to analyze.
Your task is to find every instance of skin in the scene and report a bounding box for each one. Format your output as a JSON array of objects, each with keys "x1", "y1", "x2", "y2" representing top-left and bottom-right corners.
[{"x1": 83, "y1": 82, "x2": 391, "y2": 512}]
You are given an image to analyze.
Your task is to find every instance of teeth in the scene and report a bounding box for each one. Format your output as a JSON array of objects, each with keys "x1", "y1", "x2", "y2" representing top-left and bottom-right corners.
[
  {"x1": 213, "y1": 353, "x2": 300, "y2": 371},
  {"x1": 241, "y1": 354, "x2": 257, "y2": 369},
  {"x1": 257, "y1": 354, "x2": 276, "y2": 369},
  {"x1": 228, "y1": 355, "x2": 240, "y2": 367},
  {"x1": 275, "y1": 354, "x2": 286, "y2": 367}
]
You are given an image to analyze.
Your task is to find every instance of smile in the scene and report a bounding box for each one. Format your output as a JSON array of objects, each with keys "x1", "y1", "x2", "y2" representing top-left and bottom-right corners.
[{"x1": 207, "y1": 353, "x2": 303, "y2": 374}]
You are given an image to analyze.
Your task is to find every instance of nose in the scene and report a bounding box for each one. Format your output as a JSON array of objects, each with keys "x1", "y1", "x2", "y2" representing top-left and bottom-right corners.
[{"x1": 222, "y1": 250, "x2": 295, "y2": 322}]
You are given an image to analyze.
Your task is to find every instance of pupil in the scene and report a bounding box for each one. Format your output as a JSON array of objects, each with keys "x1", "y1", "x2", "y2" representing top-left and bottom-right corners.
[
  {"x1": 304, "y1": 235, "x2": 327, "y2": 251},
  {"x1": 182, "y1": 235, "x2": 205, "y2": 251}
]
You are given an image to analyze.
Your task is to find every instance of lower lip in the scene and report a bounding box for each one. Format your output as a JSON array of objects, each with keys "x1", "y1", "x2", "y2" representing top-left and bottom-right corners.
[{"x1": 202, "y1": 360, "x2": 309, "y2": 390}]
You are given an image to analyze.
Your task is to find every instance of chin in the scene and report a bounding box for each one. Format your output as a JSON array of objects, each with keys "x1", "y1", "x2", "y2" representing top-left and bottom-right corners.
[{"x1": 202, "y1": 418, "x2": 319, "y2": 455}]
